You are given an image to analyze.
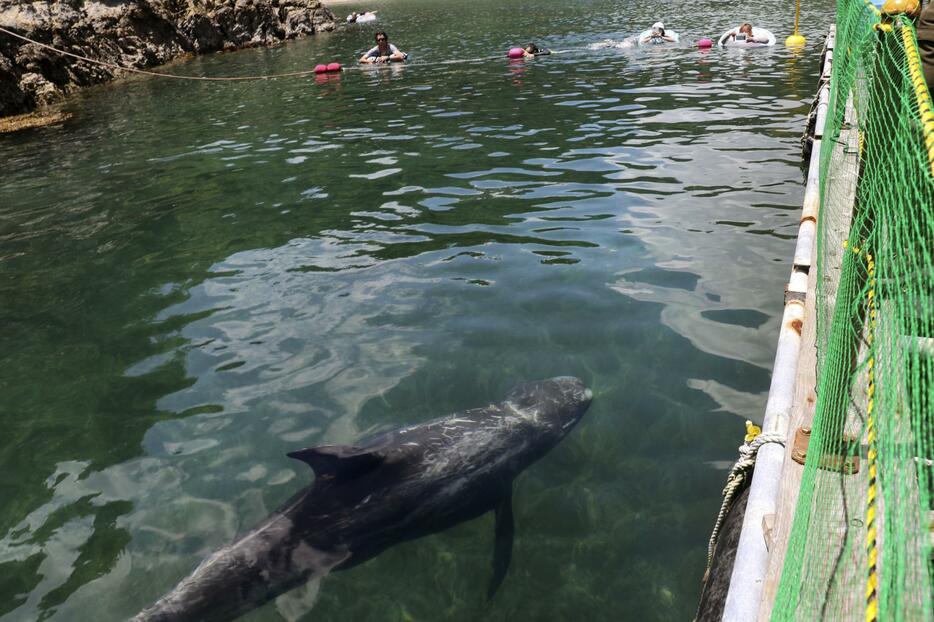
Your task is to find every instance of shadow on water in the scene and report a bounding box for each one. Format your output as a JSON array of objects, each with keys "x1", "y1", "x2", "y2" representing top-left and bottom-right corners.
[{"x1": 0, "y1": 0, "x2": 833, "y2": 619}]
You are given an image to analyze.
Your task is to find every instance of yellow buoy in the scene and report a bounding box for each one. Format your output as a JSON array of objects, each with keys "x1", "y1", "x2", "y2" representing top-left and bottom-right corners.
[
  {"x1": 882, "y1": 0, "x2": 920, "y2": 17},
  {"x1": 786, "y1": 0, "x2": 806, "y2": 47}
]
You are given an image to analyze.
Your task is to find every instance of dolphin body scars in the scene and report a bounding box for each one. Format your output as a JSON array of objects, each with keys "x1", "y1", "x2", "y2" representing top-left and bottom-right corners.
[{"x1": 133, "y1": 376, "x2": 592, "y2": 621}]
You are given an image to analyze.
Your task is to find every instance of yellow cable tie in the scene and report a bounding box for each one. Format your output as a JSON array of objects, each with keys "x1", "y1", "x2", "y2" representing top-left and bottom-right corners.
[{"x1": 744, "y1": 420, "x2": 761, "y2": 443}]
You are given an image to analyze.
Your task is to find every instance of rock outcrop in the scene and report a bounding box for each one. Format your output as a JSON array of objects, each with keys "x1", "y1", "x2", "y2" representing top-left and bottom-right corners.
[{"x1": 0, "y1": 0, "x2": 336, "y2": 117}]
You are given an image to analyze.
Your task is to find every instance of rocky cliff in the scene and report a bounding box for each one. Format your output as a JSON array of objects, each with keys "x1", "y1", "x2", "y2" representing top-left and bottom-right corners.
[{"x1": 0, "y1": 0, "x2": 336, "y2": 117}]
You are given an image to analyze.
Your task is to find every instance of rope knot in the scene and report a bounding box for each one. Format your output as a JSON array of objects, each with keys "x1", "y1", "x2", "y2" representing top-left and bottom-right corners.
[{"x1": 706, "y1": 422, "x2": 786, "y2": 572}]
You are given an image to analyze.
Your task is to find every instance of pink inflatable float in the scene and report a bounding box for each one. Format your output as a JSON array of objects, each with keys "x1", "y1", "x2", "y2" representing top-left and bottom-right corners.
[{"x1": 507, "y1": 47, "x2": 525, "y2": 59}]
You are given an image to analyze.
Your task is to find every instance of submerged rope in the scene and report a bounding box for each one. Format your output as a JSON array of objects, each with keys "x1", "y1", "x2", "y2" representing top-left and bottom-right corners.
[{"x1": 705, "y1": 421, "x2": 786, "y2": 573}]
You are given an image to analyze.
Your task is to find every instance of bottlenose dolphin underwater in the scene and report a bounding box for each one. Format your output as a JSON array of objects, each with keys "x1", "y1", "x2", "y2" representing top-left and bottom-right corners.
[{"x1": 133, "y1": 376, "x2": 593, "y2": 622}]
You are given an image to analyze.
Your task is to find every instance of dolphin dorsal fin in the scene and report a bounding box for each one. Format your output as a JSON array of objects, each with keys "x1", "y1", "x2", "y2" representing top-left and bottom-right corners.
[{"x1": 287, "y1": 445, "x2": 384, "y2": 480}]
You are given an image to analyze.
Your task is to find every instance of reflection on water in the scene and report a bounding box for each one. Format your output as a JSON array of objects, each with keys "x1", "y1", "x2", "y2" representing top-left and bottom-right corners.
[{"x1": 0, "y1": 0, "x2": 831, "y2": 619}]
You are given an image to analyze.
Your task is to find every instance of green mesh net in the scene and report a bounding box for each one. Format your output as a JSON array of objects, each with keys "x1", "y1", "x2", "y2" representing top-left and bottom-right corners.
[{"x1": 770, "y1": 0, "x2": 934, "y2": 619}]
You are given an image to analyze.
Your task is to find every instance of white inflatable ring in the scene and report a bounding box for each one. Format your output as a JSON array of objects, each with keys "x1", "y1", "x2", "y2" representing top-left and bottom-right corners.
[
  {"x1": 347, "y1": 12, "x2": 377, "y2": 23},
  {"x1": 718, "y1": 27, "x2": 776, "y2": 47},
  {"x1": 637, "y1": 29, "x2": 680, "y2": 45}
]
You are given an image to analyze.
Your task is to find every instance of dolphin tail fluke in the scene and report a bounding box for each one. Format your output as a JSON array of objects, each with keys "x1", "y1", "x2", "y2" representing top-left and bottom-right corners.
[
  {"x1": 487, "y1": 488, "x2": 515, "y2": 600},
  {"x1": 132, "y1": 520, "x2": 351, "y2": 622}
]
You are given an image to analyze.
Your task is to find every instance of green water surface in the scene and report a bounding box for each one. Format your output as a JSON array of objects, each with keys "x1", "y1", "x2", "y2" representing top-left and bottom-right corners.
[{"x1": 0, "y1": 0, "x2": 833, "y2": 619}]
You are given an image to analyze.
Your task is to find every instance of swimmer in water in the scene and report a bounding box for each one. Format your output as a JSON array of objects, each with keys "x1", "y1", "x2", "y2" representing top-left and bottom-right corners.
[
  {"x1": 522, "y1": 43, "x2": 551, "y2": 58},
  {"x1": 347, "y1": 10, "x2": 377, "y2": 23},
  {"x1": 722, "y1": 23, "x2": 769, "y2": 44},
  {"x1": 640, "y1": 22, "x2": 676, "y2": 44},
  {"x1": 359, "y1": 31, "x2": 407, "y2": 64}
]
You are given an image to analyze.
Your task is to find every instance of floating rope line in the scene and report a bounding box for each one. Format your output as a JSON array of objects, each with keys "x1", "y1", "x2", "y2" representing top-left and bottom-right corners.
[
  {"x1": 0, "y1": 25, "x2": 579, "y2": 83},
  {"x1": 705, "y1": 421, "x2": 786, "y2": 573}
]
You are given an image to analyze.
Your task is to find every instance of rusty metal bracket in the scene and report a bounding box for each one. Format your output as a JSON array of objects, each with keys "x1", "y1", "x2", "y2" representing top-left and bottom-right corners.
[{"x1": 791, "y1": 426, "x2": 860, "y2": 474}]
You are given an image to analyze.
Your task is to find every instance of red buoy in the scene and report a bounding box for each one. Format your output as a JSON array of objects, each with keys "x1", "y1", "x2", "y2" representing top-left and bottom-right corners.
[
  {"x1": 314, "y1": 64, "x2": 328, "y2": 73},
  {"x1": 327, "y1": 62, "x2": 342, "y2": 72}
]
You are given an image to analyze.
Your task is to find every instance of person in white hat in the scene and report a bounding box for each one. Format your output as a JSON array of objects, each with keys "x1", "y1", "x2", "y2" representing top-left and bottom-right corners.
[{"x1": 641, "y1": 22, "x2": 676, "y2": 44}]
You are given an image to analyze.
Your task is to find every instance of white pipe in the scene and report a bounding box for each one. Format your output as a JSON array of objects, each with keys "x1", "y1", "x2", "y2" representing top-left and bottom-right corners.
[
  {"x1": 794, "y1": 136, "x2": 822, "y2": 269},
  {"x1": 794, "y1": 62, "x2": 831, "y2": 269},
  {"x1": 814, "y1": 81, "x2": 830, "y2": 140},
  {"x1": 720, "y1": 26, "x2": 835, "y2": 622},
  {"x1": 822, "y1": 49, "x2": 834, "y2": 81},
  {"x1": 722, "y1": 299, "x2": 805, "y2": 622}
]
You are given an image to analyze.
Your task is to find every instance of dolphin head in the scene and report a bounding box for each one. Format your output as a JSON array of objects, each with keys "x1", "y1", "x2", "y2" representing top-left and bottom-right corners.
[{"x1": 504, "y1": 376, "x2": 592, "y2": 440}]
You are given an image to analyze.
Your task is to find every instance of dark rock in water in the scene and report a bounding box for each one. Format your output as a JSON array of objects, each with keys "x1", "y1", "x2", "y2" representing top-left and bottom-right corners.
[{"x1": 0, "y1": 0, "x2": 336, "y2": 117}]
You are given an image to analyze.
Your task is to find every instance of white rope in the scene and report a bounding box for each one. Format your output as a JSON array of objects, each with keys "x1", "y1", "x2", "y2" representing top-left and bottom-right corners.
[{"x1": 705, "y1": 428, "x2": 786, "y2": 572}]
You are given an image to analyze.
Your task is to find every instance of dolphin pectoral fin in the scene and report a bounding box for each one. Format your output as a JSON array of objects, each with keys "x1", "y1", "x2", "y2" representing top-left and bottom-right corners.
[
  {"x1": 274, "y1": 547, "x2": 350, "y2": 622},
  {"x1": 287, "y1": 445, "x2": 385, "y2": 481},
  {"x1": 487, "y1": 490, "x2": 515, "y2": 600},
  {"x1": 275, "y1": 577, "x2": 321, "y2": 622}
]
